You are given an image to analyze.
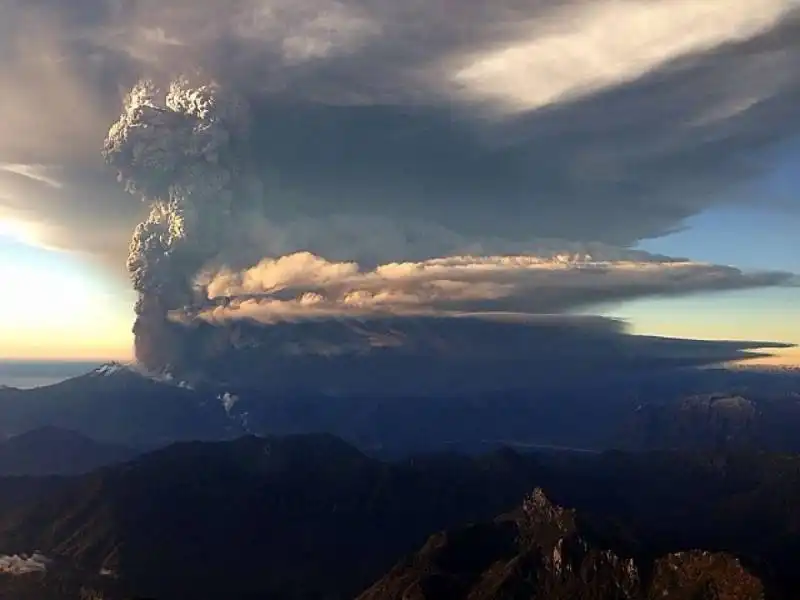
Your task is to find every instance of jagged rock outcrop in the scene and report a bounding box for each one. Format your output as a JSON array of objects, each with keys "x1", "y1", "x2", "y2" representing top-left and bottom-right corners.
[{"x1": 357, "y1": 488, "x2": 764, "y2": 600}]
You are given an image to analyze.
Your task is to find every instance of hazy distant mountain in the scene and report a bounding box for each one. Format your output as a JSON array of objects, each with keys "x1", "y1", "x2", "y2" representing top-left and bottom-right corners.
[
  {"x1": 0, "y1": 358, "x2": 623, "y2": 457},
  {"x1": 0, "y1": 358, "x2": 798, "y2": 458},
  {"x1": 617, "y1": 392, "x2": 800, "y2": 453},
  {"x1": 0, "y1": 427, "x2": 138, "y2": 476},
  {"x1": 0, "y1": 363, "x2": 238, "y2": 447},
  {"x1": 0, "y1": 361, "x2": 103, "y2": 390}
]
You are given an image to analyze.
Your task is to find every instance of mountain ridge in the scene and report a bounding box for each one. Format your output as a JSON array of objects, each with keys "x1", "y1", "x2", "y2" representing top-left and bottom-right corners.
[
  {"x1": 2, "y1": 361, "x2": 800, "y2": 458},
  {"x1": 0, "y1": 436, "x2": 798, "y2": 598},
  {"x1": 0, "y1": 427, "x2": 138, "y2": 476}
]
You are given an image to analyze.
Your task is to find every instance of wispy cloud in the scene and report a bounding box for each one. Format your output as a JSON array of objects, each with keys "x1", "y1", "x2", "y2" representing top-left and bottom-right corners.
[
  {"x1": 449, "y1": 0, "x2": 793, "y2": 113},
  {"x1": 0, "y1": 164, "x2": 64, "y2": 189}
]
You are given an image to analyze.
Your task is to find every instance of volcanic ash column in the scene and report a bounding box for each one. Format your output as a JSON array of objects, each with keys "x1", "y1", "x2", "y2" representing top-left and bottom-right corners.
[{"x1": 103, "y1": 77, "x2": 250, "y2": 372}]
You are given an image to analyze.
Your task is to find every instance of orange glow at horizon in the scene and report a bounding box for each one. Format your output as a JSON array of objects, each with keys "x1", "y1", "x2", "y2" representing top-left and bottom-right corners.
[
  {"x1": 732, "y1": 345, "x2": 800, "y2": 368},
  {"x1": 0, "y1": 332, "x2": 134, "y2": 362}
]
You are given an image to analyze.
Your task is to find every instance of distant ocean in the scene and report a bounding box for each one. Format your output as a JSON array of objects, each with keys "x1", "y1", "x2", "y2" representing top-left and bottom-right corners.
[{"x1": 0, "y1": 361, "x2": 103, "y2": 389}]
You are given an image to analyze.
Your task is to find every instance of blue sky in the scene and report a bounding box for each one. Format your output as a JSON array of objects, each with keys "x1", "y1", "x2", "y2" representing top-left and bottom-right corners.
[{"x1": 616, "y1": 202, "x2": 800, "y2": 356}]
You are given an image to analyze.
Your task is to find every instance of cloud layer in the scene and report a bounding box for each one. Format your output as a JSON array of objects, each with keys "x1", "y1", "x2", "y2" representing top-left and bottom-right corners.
[
  {"x1": 1, "y1": 0, "x2": 799, "y2": 263},
  {"x1": 190, "y1": 252, "x2": 793, "y2": 324}
]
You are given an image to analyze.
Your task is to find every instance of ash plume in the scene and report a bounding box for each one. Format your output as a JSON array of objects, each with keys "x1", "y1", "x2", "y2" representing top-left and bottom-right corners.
[
  {"x1": 103, "y1": 77, "x2": 254, "y2": 370},
  {"x1": 99, "y1": 76, "x2": 796, "y2": 378}
]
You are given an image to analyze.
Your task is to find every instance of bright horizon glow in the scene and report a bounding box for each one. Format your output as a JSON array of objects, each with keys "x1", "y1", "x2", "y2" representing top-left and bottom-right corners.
[
  {"x1": 0, "y1": 216, "x2": 40, "y2": 246},
  {"x1": 733, "y1": 347, "x2": 800, "y2": 368},
  {"x1": 601, "y1": 287, "x2": 800, "y2": 367},
  {"x1": 626, "y1": 319, "x2": 800, "y2": 368},
  {"x1": 0, "y1": 333, "x2": 133, "y2": 361},
  {"x1": 0, "y1": 237, "x2": 134, "y2": 361}
]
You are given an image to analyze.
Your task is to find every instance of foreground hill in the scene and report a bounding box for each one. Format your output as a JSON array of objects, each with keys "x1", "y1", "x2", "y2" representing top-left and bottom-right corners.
[
  {"x1": 0, "y1": 427, "x2": 138, "y2": 476},
  {"x1": 0, "y1": 434, "x2": 543, "y2": 599},
  {"x1": 0, "y1": 436, "x2": 797, "y2": 598},
  {"x1": 359, "y1": 489, "x2": 764, "y2": 600}
]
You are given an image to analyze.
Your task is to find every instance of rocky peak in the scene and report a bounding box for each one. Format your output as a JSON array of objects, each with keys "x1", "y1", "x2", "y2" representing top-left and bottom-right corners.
[
  {"x1": 520, "y1": 488, "x2": 574, "y2": 535},
  {"x1": 358, "y1": 489, "x2": 765, "y2": 600}
]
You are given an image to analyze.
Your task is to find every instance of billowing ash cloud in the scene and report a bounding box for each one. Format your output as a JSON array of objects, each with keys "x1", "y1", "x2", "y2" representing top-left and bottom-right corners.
[
  {"x1": 99, "y1": 74, "x2": 796, "y2": 372},
  {"x1": 102, "y1": 77, "x2": 256, "y2": 368},
  {"x1": 37, "y1": 0, "x2": 790, "y2": 374},
  {"x1": 1, "y1": 0, "x2": 800, "y2": 262}
]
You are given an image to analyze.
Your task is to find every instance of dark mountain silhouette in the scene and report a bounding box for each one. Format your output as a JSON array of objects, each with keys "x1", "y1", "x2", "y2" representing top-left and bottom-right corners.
[
  {"x1": 0, "y1": 427, "x2": 138, "y2": 476},
  {"x1": 0, "y1": 435, "x2": 544, "y2": 599},
  {"x1": 359, "y1": 488, "x2": 765, "y2": 600},
  {"x1": 0, "y1": 437, "x2": 797, "y2": 598}
]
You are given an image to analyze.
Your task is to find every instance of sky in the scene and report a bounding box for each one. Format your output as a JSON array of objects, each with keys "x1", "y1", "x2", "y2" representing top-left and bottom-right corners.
[
  {"x1": 0, "y1": 236, "x2": 134, "y2": 360},
  {"x1": 621, "y1": 204, "x2": 800, "y2": 366},
  {"x1": 0, "y1": 0, "x2": 798, "y2": 365}
]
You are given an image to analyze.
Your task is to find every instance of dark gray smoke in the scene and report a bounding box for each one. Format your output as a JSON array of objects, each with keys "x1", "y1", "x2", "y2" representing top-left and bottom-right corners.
[
  {"x1": 99, "y1": 79, "x2": 795, "y2": 378},
  {"x1": 103, "y1": 77, "x2": 253, "y2": 370}
]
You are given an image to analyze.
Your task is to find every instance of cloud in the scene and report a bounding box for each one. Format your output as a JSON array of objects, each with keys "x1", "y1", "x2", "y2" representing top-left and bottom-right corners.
[
  {"x1": 187, "y1": 251, "x2": 794, "y2": 324},
  {"x1": 212, "y1": 213, "x2": 690, "y2": 269},
  {"x1": 0, "y1": 0, "x2": 798, "y2": 263},
  {"x1": 0, "y1": 553, "x2": 51, "y2": 575},
  {"x1": 0, "y1": 164, "x2": 141, "y2": 267},
  {"x1": 243, "y1": 1, "x2": 383, "y2": 64},
  {"x1": 448, "y1": 0, "x2": 792, "y2": 113},
  {"x1": 1, "y1": 0, "x2": 798, "y2": 377},
  {"x1": 0, "y1": 164, "x2": 64, "y2": 190},
  {"x1": 162, "y1": 312, "x2": 795, "y2": 393}
]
